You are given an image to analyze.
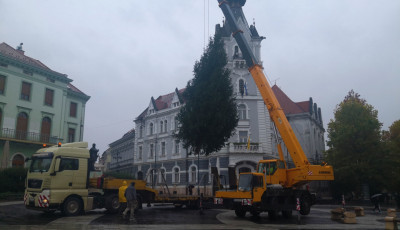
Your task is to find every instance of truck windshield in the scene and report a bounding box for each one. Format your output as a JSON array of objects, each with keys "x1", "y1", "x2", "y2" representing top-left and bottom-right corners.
[
  {"x1": 238, "y1": 174, "x2": 252, "y2": 191},
  {"x1": 29, "y1": 153, "x2": 54, "y2": 173}
]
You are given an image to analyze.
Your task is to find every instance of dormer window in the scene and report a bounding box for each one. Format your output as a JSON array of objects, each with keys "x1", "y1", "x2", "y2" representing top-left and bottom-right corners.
[{"x1": 173, "y1": 102, "x2": 180, "y2": 107}]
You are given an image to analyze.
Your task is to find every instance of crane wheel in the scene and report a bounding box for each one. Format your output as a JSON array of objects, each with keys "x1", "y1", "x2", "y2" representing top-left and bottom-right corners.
[
  {"x1": 268, "y1": 210, "x2": 278, "y2": 219},
  {"x1": 235, "y1": 209, "x2": 246, "y2": 218},
  {"x1": 300, "y1": 198, "x2": 311, "y2": 215}
]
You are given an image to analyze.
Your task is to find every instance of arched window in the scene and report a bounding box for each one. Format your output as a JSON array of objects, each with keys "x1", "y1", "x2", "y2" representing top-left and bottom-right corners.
[
  {"x1": 173, "y1": 167, "x2": 180, "y2": 183},
  {"x1": 147, "y1": 169, "x2": 154, "y2": 184},
  {"x1": 149, "y1": 123, "x2": 154, "y2": 135},
  {"x1": 16, "y1": 112, "x2": 28, "y2": 140},
  {"x1": 239, "y1": 79, "x2": 245, "y2": 96},
  {"x1": 238, "y1": 104, "x2": 247, "y2": 120},
  {"x1": 190, "y1": 166, "x2": 197, "y2": 183},
  {"x1": 164, "y1": 120, "x2": 168, "y2": 133},
  {"x1": 12, "y1": 154, "x2": 24, "y2": 168},
  {"x1": 40, "y1": 117, "x2": 51, "y2": 143},
  {"x1": 160, "y1": 121, "x2": 163, "y2": 133},
  {"x1": 158, "y1": 168, "x2": 166, "y2": 183}
]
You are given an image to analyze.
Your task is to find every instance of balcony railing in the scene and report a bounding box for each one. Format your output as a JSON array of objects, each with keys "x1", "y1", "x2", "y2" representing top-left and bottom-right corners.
[
  {"x1": 229, "y1": 142, "x2": 262, "y2": 153},
  {"x1": 0, "y1": 128, "x2": 63, "y2": 145}
]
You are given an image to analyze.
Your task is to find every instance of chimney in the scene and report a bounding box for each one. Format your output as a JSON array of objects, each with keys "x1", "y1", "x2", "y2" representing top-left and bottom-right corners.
[{"x1": 16, "y1": 43, "x2": 25, "y2": 55}]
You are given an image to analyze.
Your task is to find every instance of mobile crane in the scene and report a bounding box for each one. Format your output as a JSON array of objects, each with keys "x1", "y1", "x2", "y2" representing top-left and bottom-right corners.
[{"x1": 214, "y1": 0, "x2": 334, "y2": 218}]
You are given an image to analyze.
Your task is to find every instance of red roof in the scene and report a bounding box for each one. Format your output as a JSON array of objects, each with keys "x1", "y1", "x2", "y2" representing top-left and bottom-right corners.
[
  {"x1": 0, "y1": 42, "x2": 67, "y2": 77},
  {"x1": 154, "y1": 88, "x2": 185, "y2": 110},
  {"x1": 67, "y1": 83, "x2": 89, "y2": 97},
  {"x1": 272, "y1": 85, "x2": 309, "y2": 115}
]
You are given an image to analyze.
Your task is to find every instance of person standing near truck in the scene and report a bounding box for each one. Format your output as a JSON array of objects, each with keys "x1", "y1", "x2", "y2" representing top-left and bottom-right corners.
[
  {"x1": 123, "y1": 181, "x2": 137, "y2": 221},
  {"x1": 118, "y1": 181, "x2": 128, "y2": 209}
]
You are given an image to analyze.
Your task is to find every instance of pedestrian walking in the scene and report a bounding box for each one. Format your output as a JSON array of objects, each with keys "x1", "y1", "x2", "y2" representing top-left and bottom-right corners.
[
  {"x1": 371, "y1": 194, "x2": 382, "y2": 213},
  {"x1": 118, "y1": 181, "x2": 128, "y2": 211},
  {"x1": 123, "y1": 181, "x2": 137, "y2": 221}
]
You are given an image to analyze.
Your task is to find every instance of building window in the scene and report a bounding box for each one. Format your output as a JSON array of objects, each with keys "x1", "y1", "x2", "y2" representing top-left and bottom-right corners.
[
  {"x1": 139, "y1": 125, "x2": 143, "y2": 138},
  {"x1": 174, "y1": 116, "x2": 178, "y2": 130},
  {"x1": 239, "y1": 131, "x2": 248, "y2": 143},
  {"x1": 238, "y1": 104, "x2": 247, "y2": 120},
  {"x1": 239, "y1": 79, "x2": 245, "y2": 96},
  {"x1": 138, "y1": 146, "x2": 142, "y2": 160},
  {"x1": 40, "y1": 117, "x2": 51, "y2": 143},
  {"x1": 12, "y1": 154, "x2": 24, "y2": 168},
  {"x1": 158, "y1": 168, "x2": 166, "y2": 183},
  {"x1": 0, "y1": 75, "x2": 5, "y2": 95},
  {"x1": 149, "y1": 123, "x2": 154, "y2": 135},
  {"x1": 174, "y1": 140, "x2": 180, "y2": 155},
  {"x1": 160, "y1": 121, "x2": 163, "y2": 133},
  {"x1": 68, "y1": 128, "x2": 75, "y2": 142},
  {"x1": 149, "y1": 144, "x2": 154, "y2": 159},
  {"x1": 16, "y1": 112, "x2": 28, "y2": 140},
  {"x1": 190, "y1": 166, "x2": 197, "y2": 183},
  {"x1": 173, "y1": 167, "x2": 180, "y2": 183},
  {"x1": 161, "y1": 142, "x2": 166, "y2": 157},
  {"x1": 70, "y1": 102, "x2": 77, "y2": 117},
  {"x1": 164, "y1": 120, "x2": 168, "y2": 132},
  {"x1": 20, "y1": 82, "x2": 31, "y2": 101},
  {"x1": 44, "y1": 88, "x2": 54, "y2": 106}
]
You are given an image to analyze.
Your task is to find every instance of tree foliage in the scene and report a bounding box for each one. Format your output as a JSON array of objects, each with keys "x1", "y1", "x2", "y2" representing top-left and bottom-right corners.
[
  {"x1": 381, "y1": 120, "x2": 400, "y2": 192},
  {"x1": 175, "y1": 33, "x2": 238, "y2": 155},
  {"x1": 326, "y1": 90, "x2": 383, "y2": 197}
]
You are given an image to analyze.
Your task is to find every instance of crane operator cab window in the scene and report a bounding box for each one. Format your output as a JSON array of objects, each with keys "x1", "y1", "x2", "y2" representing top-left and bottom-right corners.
[{"x1": 258, "y1": 162, "x2": 277, "y2": 175}]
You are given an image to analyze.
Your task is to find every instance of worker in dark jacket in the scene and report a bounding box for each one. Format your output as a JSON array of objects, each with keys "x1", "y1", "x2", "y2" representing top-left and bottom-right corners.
[{"x1": 123, "y1": 182, "x2": 137, "y2": 220}]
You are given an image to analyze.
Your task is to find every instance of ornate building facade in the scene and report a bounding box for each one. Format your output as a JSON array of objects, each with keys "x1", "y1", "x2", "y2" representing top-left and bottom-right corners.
[{"x1": 0, "y1": 42, "x2": 90, "y2": 169}]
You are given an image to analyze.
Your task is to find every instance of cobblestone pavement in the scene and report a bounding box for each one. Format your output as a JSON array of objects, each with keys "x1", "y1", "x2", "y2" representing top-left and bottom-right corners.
[{"x1": 0, "y1": 201, "x2": 397, "y2": 230}]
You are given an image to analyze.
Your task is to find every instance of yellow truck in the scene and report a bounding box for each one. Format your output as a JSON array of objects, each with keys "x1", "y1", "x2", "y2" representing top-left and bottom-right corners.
[
  {"x1": 24, "y1": 142, "x2": 208, "y2": 216},
  {"x1": 214, "y1": 0, "x2": 334, "y2": 218},
  {"x1": 24, "y1": 142, "x2": 157, "y2": 216}
]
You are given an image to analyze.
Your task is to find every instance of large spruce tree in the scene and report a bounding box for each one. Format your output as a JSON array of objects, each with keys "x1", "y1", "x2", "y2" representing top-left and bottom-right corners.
[
  {"x1": 175, "y1": 33, "x2": 238, "y2": 156},
  {"x1": 326, "y1": 90, "x2": 383, "y2": 197}
]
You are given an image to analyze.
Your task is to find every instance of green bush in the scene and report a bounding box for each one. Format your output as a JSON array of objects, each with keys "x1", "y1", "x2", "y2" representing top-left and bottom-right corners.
[{"x1": 0, "y1": 167, "x2": 27, "y2": 193}]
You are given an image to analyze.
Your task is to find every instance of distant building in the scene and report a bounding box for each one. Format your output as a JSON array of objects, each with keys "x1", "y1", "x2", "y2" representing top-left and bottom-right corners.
[
  {"x1": 272, "y1": 85, "x2": 325, "y2": 165},
  {"x1": 108, "y1": 128, "x2": 135, "y2": 173},
  {"x1": 0, "y1": 42, "x2": 90, "y2": 168}
]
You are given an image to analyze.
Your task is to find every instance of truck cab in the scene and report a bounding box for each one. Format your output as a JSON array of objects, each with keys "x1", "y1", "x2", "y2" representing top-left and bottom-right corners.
[
  {"x1": 24, "y1": 142, "x2": 91, "y2": 214},
  {"x1": 257, "y1": 160, "x2": 287, "y2": 186}
]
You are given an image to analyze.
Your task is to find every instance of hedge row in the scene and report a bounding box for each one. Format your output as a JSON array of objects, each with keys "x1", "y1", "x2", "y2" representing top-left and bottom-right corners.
[{"x1": 0, "y1": 167, "x2": 27, "y2": 193}]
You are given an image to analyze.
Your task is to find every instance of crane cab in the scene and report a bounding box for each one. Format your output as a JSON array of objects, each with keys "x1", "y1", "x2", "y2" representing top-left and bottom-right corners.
[{"x1": 257, "y1": 160, "x2": 287, "y2": 186}]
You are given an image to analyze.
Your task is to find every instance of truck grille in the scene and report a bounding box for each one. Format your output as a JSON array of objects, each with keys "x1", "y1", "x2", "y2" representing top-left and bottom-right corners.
[{"x1": 28, "y1": 179, "x2": 43, "y2": 189}]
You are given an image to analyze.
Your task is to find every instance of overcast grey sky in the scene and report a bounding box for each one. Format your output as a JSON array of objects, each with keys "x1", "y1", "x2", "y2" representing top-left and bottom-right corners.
[{"x1": 1, "y1": 0, "x2": 399, "y2": 154}]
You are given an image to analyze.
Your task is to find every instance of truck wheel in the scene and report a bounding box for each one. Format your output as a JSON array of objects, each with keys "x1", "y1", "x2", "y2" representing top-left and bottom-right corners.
[
  {"x1": 62, "y1": 197, "x2": 82, "y2": 216},
  {"x1": 105, "y1": 194, "x2": 120, "y2": 213},
  {"x1": 235, "y1": 209, "x2": 246, "y2": 218},
  {"x1": 282, "y1": 210, "x2": 292, "y2": 218},
  {"x1": 299, "y1": 198, "x2": 311, "y2": 215},
  {"x1": 268, "y1": 210, "x2": 278, "y2": 219},
  {"x1": 250, "y1": 210, "x2": 260, "y2": 217}
]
